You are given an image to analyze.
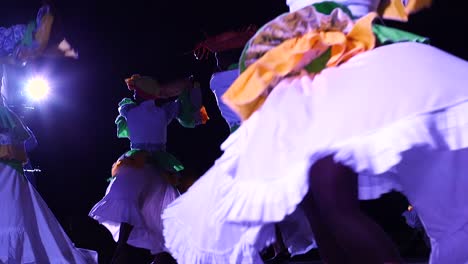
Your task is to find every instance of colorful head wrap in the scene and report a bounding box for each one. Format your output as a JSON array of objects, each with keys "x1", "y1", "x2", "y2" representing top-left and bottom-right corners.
[
  {"x1": 286, "y1": 0, "x2": 432, "y2": 21},
  {"x1": 222, "y1": 0, "x2": 432, "y2": 120}
]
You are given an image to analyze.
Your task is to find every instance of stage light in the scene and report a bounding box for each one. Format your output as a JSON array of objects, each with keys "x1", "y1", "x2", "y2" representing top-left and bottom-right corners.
[{"x1": 24, "y1": 76, "x2": 50, "y2": 101}]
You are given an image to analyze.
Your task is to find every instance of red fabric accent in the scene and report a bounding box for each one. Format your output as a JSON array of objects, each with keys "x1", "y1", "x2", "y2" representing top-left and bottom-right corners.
[{"x1": 193, "y1": 26, "x2": 257, "y2": 59}]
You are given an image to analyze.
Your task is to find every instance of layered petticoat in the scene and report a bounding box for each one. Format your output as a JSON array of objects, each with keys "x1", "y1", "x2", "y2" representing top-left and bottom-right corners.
[
  {"x1": 0, "y1": 163, "x2": 97, "y2": 263},
  {"x1": 163, "y1": 42, "x2": 468, "y2": 264},
  {"x1": 163, "y1": 113, "x2": 316, "y2": 263},
  {"x1": 89, "y1": 164, "x2": 179, "y2": 254}
]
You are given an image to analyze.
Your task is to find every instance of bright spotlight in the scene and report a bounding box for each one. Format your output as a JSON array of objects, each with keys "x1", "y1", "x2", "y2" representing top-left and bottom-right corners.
[{"x1": 25, "y1": 77, "x2": 50, "y2": 101}]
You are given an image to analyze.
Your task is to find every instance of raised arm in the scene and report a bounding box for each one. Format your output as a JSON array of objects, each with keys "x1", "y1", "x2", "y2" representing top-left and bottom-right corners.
[{"x1": 168, "y1": 81, "x2": 209, "y2": 128}]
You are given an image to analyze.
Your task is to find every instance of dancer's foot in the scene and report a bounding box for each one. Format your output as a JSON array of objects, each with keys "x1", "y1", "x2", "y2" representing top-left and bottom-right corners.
[{"x1": 263, "y1": 249, "x2": 291, "y2": 264}]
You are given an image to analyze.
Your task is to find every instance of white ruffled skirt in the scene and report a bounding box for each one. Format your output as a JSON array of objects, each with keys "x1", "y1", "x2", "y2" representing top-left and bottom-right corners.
[
  {"x1": 0, "y1": 163, "x2": 98, "y2": 263},
  {"x1": 89, "y1": 164, "x2": 179, "y2": 254},
  {"x1": 163, "y1": 114, "x2": 316, "y2": 263},
  {"x1": 164, "y1": 42, "x2": 468, "y2": 264}
]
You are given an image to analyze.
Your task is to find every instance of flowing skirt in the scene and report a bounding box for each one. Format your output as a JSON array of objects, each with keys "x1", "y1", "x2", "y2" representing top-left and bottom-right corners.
[
  {"x1": 163, "y1": 42, "x2": 468, "y2": 264},
  {"x1": 89, "y1": 163, "x2": 179, "y2": 254},
  {"x1": 163, "y1": 112, "x2": 316, "y2": 263},
  {"x1": 0, "y1": 163, "x2": 98, "y2": 263}
]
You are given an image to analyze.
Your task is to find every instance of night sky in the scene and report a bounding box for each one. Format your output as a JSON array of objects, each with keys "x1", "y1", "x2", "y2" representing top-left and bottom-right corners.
[{"x1": 1, "y1": 0, "x2": 467, "y2": 263}]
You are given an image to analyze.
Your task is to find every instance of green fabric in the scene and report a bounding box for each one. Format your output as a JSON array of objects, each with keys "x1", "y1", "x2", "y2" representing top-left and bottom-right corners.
[
  {"x1": 151, "y1": 151, "x2": 185, "y2": 172},
  {"x1": 230, "y1": 124, "x2": 240, "y2": 134},
  {"x1": 114, "y1": 98, "x2": 136, "y2": 139},
  {"x1": 115, "y1": 115, "x2": 129, "y2": 138},
  {"x1": 373, "y1": 24, "x2": 429, "y2": 45},
  {"x1": 227, "y1": 63, "x2": 239, "y2": 70},
  {"x1": 118, "y1": 97, "x2": 136, "y2": 107},
  {"x1": 0, "y1": 106, "x2": 31, "y2": 142},
  {"x1": 239, "y1": 43, "x2": 250, "y2": 73},
  {"x1": 0, "y1": 106, "x2": 21, "y2": 130},
  {"x1": 176, "y1": 89, "x2": 197, "y2": 128},
  {"x1": 305, "y1": 47, "x2": 332, "y2": 73},
  {"x1": 107, "y1": 149, "x2": 185, "y2": 182},
  {"x1": 238, "y1": 2, "x2": 351, "y2": 74},
  {"x1": 125, "y1": 149, "x2": 184, "y2": 172},
  {"x1": 0, "y1": 160, "x2": 24, "y2": 175},
  {"x1": 20, "y1": 21, "x2": 36, "y2": 47},
  {"x1": 312, "y1": 1, "x2": 353, "y2": 17}
]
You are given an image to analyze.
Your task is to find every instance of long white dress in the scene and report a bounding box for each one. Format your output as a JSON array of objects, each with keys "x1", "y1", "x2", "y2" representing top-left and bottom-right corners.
[
  {"x1": 163, "y1": 39, "x2": 468, "y2": 264},
  {"x1": 0, "y1": 163, "x2": 98, "y2": 263},
  {"x1": 0, "y1": 104, "x2": 97, "y2": 263}
]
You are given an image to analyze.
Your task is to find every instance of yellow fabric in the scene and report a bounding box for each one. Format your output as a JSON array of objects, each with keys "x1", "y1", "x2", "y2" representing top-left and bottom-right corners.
[
  {"x1": 223, "y1": 13, "x2": 377, "y2": 121},
  {"x1": 35, "y1": 13, "x2": 54, "y2": 53},
  {"x1": 379, "y1": 0, "x2": 432, "y2": 22}
]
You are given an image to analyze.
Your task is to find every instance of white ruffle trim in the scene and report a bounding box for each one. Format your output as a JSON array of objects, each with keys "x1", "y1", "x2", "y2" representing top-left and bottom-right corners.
[
  {"x1": 216, "y1": 100, "x2": 468, "y2": 224},
  {"x1": 0, "y1": 227, "x2": 97, "y2": 264},
  {"x1": 163, "y1": 208, "x2": 270, "y2": 264},
  {"x1": 89, "y1": 198, "x2": 146, "y2": 229}
]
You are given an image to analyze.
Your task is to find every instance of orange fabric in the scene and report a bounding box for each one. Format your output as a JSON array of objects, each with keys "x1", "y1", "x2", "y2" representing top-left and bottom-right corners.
[
  {"x1": 111, "y1": 151, "x2": 148, "y2": 177},
  {"x1": 223, "y1": 13, "x2": 377, "y2": 121},
  {"x1": 0, "y1": 144, "x2": 28, "y2": 164},
  {"x1": 379, "y1": 0, "x2": 432, "y2": 22},
  {"x1": 199, "y1": 106, "x2": 210, "y2": 124},
  {"x1": 111, "y1": 151, "x2": 180, "y2": 186}
]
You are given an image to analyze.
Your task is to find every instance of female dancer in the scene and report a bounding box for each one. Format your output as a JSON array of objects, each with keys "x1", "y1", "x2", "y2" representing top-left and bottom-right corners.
[
  {"x1": 164, "y1": 0, "x2": 468, "y2": 263},
  {"x1": 89, "y1": 74, "x2": 208, "y2": 264},
  {"x1": 0, "y1": 5, "x2": 97, "y2": 263}
]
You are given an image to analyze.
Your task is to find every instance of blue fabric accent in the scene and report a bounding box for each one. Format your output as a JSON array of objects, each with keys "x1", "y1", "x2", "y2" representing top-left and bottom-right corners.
[{"x1": 0, "y1": 25, "x2": 27, "y2": 57}]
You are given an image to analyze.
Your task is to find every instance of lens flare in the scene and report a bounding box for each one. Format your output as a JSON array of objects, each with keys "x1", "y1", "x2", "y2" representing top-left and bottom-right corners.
[{"x1": 25, "y1": 77, "x2": 50, "y2": 101}]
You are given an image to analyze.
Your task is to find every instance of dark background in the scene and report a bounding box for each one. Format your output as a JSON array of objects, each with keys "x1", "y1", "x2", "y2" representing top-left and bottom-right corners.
[{"x1": 1, "y1": 0, "x2": 467, "y2": 263}]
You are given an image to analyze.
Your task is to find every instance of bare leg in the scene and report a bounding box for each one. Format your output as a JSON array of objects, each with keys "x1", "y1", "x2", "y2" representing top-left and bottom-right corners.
[
  {"x1": 306, "y1": 155, "x2": 402, "y2": 264},
  {"x1": 301, "y1": 189, "x2": 348, "y2": 264},
  {"x1": 110, "y1": 222, "x2": 133, "y2": 264}
]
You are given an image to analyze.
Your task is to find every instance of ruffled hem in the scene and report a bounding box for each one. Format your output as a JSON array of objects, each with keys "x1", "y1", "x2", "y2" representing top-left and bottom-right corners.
[
  {"x1": 216, "y1": 99, "x2": 468, "y2": 224},
  {"x1": 89, "y1": 198, "x2": 146, "y2": 229},
  {"x1": 0, "y1": 162, "x2": 98, "y2": 263},
  {"x1": 163, "y1": 199, "x2": 268, "y2": 264},
  {"x1": 163, "y1": 114, "x2": 316, "y2": 263},
  {"x1": 0, "y1": 228, "x2": 97, "y2": 264},
  {"x1": 163, "y1": 216, "x2": 236, "y2": 264},
  {"x1": 89, "y1": 199, "x2": 168, "y2": 254}
]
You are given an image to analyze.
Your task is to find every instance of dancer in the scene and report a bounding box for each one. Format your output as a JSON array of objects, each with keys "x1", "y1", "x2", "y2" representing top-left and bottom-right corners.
[
  {"x1": 0, "y1": 75, "x2": 98, "y2": 264},
  {"x1": 193, "y1": 26, "x2": 256, "y2": 132},
  {"x1": 0, "y1": 5, "x2": 76, "y2": 66},
  {"x1": 89, "y1": 74, "x2": 208, "y2": 264},
  {"x1": 0, "y1": 5, "x2": 97, "y2": 264},
  {"x1": 195, "y1": 28, "x2": 295, "y2": 263},
  {"x1": 164, "y1": 0, "x2": 468, "y2": 264},
  {"x1": 0, "y1": 84, "x2": 98, "y2": 264}
]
